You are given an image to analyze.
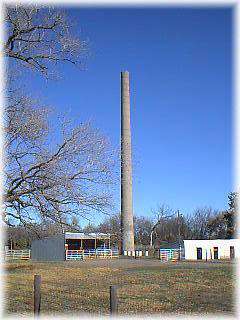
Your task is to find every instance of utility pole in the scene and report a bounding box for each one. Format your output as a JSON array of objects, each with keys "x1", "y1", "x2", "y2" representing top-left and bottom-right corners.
[{"x1": 177, "y1": 210, "x2": 181, "y2": 260}]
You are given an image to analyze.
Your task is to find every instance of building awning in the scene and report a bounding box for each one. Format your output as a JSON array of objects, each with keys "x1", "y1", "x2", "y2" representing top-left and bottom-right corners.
[{"x1": 64, "y1": 232, "x2": 111, "y2": 240}]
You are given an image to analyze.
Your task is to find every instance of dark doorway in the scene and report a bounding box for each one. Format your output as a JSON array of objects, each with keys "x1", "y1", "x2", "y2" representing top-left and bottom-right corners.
[
  {"x1": 230, "y1": 246, "x2": 235, "y2": 259},
  {"x1": 197, "y1": 247, "x2": 202, "y2": 260},
  {"x1": 66, "y1": 239, "x2": 81, "y2": 250},
  {"x1": 82, "y1": 239, "x2": 95, "y2": 250},
  {"x1": 213, "y1": 247, "x2": 218, "y2": 259}
]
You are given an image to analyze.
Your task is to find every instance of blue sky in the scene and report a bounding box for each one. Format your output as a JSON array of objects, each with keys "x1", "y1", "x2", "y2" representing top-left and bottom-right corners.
[{"x1": 24, "y1": 7, "x2": 233, "y2": 223}]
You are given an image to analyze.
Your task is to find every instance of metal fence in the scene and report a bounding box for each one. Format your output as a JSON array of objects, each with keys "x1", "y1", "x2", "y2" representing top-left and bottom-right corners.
[
  {"x1": 66, "y1": 248, "x2": 119, "y2": 260},
  {"x1": 5, "y1": 249, "x2": 31, "y2": 261},
  {"x1": 159, "y1": 248, "x2": 180, "y2": 262}
]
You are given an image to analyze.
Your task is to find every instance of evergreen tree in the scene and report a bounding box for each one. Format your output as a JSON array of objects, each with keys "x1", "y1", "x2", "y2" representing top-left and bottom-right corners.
[{"x1": 224, "y1": 192, "x2": 237, "y2": 239}]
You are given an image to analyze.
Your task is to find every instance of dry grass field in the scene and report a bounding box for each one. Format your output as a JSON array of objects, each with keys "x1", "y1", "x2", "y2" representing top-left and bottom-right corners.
[{"x1": 3, "y1": 258, "x2": 235, "y2": 316}]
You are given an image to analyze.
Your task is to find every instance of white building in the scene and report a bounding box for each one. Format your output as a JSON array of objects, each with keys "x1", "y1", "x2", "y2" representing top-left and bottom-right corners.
[{"x1": 183, "y1": 239, "x2": 240, "y2": 260}]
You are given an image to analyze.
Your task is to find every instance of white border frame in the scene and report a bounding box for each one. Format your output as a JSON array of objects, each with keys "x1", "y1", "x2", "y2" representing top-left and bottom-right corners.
[{"x1": 0, "y1": 1, "x2": 238, "y2": 320}]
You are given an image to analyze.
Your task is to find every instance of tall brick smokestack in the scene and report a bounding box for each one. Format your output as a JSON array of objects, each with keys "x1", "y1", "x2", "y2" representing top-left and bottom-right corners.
[{"x1": 121, "y1": 71, "x2": 135, "y2": 253}]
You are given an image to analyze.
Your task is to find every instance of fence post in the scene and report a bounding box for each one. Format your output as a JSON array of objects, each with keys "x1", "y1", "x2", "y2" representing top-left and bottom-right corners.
[
  {"x1": 34, "y1": 274, "x2": 41, "y2": 316},
  {"x1": 110, "y1": 285, "x2": 118, "y2": 315}
]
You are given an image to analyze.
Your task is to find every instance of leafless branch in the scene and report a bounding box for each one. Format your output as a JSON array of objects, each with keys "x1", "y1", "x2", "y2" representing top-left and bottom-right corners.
[{"x1": 4, "y1": 5, "x2": 89, "y2": 77}]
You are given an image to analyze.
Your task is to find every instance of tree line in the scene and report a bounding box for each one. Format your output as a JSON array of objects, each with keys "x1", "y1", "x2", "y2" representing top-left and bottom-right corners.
[{"x1": 5, "y1": 193, "x2": 237, "y2": 249}]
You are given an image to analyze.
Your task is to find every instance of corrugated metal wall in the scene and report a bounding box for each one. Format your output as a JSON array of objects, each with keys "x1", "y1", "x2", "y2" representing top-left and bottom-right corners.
[{"x1": 31, "y1": 235, "x2": 65, "y2": 261}]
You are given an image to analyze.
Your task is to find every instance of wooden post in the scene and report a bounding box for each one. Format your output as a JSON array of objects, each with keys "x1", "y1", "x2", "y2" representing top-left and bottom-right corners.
[
  {"x1": 110, "y1": 285, "x2": 118, "y2": 315},
  {"x1": 34, "y1": 275, "x2": 41, "y2": 316},
  {"x1": 95, "y1": 237, "x2": 97, "y2": 258}
]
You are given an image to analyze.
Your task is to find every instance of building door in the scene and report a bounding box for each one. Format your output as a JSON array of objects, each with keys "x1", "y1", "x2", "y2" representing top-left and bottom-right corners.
[
  {"x1": 197, "y1": 247, "x2": 202, "y2": 260},
  {"x1": 213, "y1": 247, "x2": 218, "y2": 259},
  {"x1": 230, "y1": 246, "x2": 235, "y2": 259}
]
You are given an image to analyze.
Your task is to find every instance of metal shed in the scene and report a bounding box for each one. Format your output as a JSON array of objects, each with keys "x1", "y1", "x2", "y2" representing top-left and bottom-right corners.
[
  {"x1": 31, "y1": 232, "x2": 111, "y2": 261},
  {"x1": 31, "y1": 234, "x2": 65, "y2": 261}
]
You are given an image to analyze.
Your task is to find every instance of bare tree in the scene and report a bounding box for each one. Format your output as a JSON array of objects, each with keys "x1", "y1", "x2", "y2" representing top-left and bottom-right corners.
[
  {"x1": 4, "y1": 89, "x2": 116, "y2": 227},
  {"x1": 97, "y1": 213, "x2": 121, "y2": 247},
  {"x1": 6, "y1": 219, "x2": 74, "y2": 249},
  {"x1": 206, "y1": 212, "x2": 227, "y2": 239},
  {"x1": 188, "y1": 207, "x2": 218, "y2": 239},
  {"x1": 149, "y1": 205, "x2": 200, "y2": 246},
  {"x1": 134, "y1": 216, "x2": 153, "y2": 247},
  {"x1": 3, "y1": 6, "x2": 117, "y2": 229},
  {"x1": 150, "y1": 204, "x2": 176, "y2": 246},
  {"x1": 4, "y1": 5, "x2": 88, "y2": 77}
]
